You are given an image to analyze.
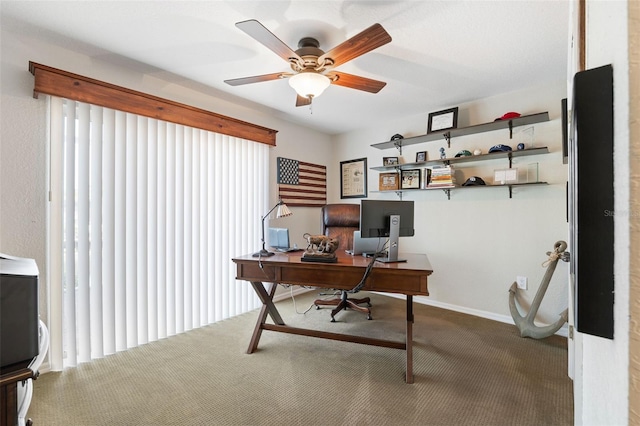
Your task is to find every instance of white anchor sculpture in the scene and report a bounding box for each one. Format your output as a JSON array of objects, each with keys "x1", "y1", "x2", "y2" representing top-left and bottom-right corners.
[{"x1": 508, "y1": 240, "x2": 569, "y2": 339}]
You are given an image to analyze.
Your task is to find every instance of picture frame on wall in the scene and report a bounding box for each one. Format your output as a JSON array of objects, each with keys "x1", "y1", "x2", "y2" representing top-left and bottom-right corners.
[
  {"x1": 427, "y1": 107, "x2": 459, "y2": 133},
  {"x1": 401, "y1": 169, "x2": 421, "y2": 189},
  {"x1": 340, "y1": 157, "x2": 367, "y2": 198}
]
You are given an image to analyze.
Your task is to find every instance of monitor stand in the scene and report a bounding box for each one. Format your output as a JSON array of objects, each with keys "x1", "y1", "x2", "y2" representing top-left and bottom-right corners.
[{"x1": 376, "y1": 215, "x2": 406, "y2": 263}]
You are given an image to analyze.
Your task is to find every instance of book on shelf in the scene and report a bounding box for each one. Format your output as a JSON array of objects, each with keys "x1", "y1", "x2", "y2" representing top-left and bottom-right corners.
[
  {"x1": 421, "y1": 168, "x2": 432, "y2": 189},
  {"x1": 428, "y1": 165, "x2": 456, "y2": 188}
]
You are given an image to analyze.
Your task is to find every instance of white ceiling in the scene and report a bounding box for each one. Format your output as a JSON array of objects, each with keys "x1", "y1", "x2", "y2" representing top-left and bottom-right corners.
[{"x1": 1, "y1": 0, "x2": 569, "y2": 135}]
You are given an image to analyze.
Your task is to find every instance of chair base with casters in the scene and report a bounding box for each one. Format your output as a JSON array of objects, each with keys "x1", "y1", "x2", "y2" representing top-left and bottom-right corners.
[
  {"x1": 315, "y1": 203, "x2": 373, "y2": 321},
  {"x1": 315, "y1": 291, "x2": 372, "y2": 322}
]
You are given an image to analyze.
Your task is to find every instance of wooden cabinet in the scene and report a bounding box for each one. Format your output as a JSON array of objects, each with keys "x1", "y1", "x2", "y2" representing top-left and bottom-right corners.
[{"x1": 1, "y1": 362, "x2": 35, "y2": 426}]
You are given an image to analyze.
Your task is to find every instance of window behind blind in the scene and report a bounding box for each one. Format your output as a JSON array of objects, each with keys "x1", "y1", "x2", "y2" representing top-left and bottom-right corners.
[{"x1": 47, "y1": 97, "x2": 267, "y2": 369}]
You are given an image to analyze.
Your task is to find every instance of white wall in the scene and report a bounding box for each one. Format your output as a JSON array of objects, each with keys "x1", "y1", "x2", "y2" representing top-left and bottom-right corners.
[
  {"x1": 0, "y1": 26, "x2": 333, "y2": 321},
  {"x1": 574, "y1": 1, "x2": 631, "y2": 425},
  {"x1": 1, "y1": 5, "x2": 570, "y2": 349},
  {"x1": 330, "y1": 81, "x2": 570, "y2": 327}
]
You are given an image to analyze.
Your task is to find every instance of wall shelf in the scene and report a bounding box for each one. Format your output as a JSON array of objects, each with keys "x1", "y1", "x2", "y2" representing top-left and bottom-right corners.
[
  {"x1": 370, "y1": 109, "x2": 552, "y2": 200},
  {"x1": 372, "y1": 112, "x2": 549, "y2": 151},
  {"x1": 373, "y1": 181, "x2": 548, "y2": 200},
  {"x1": 372, "y1": 146, "x2": 549, "y2": 171}
]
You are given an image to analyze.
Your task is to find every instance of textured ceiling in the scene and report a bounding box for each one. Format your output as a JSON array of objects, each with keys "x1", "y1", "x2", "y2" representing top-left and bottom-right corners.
[{"x1": 1, "y1": 0, "x2": 570, "y2": 135}]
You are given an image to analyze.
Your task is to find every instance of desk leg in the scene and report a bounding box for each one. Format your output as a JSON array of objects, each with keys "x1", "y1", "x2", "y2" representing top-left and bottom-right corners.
[
  {"x1": 406, "y1": 295, "x2": 414, "y2": 384},
  {"x1": 247, "y1": 282, "x2": 283, "y2": 354}
]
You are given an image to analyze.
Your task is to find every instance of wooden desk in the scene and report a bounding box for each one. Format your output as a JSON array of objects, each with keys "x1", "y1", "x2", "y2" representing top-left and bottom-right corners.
[{"x1": 232, "y1": 252, "x2": 433, "y2": 383}]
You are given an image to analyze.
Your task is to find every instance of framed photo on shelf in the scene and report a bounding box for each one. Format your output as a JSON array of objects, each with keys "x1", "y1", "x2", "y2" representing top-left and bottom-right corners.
[
  {"x1": 379, "y1": 172, "x2": 399, "y2": 191},
  {"x1": 416, "y1": 151, "x2": 427, "y2": 162},
  {"x1": 427, "y1": 107, "x2": 459, "y2": 133},
  {"x1": 340, "y1": 157, "x2": 367, "y2": 198},
  {"x1": 401, "y1": 169, "x2": 421, "y2": 189},
  {"x1": 383, "y1": 156, "x2": 399, "y2": 166}
]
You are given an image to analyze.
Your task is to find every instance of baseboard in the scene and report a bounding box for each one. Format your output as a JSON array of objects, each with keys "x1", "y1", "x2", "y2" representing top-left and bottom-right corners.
[
  {"x1": 269, "y1": 286, "x2": 568, "y2": 338},
  {"x1": 382, "y1": 293, "x2": 569, "y2": 338},
  {"x1": 273, "y1": 285, "x2": 316, "y2": 303},
  {"x1": 273, "y1": 286, "x2": 569, "y2": 337}
]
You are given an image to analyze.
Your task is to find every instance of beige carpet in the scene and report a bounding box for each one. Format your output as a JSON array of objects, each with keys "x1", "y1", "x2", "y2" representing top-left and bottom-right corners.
[{"x1": 29, "y1": 291, "x2": 572, "y2": 425}]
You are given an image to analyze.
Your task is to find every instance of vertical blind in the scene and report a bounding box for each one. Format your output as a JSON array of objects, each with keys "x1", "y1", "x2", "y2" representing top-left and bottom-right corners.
[{"x1": 48, "y1": 97, "x2": 267, "y2": 370}]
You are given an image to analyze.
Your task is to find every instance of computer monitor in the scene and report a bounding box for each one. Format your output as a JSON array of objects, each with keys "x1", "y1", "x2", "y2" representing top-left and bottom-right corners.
[{"x1": 359, "y1": 200, "x2": 415, "y2": 263}]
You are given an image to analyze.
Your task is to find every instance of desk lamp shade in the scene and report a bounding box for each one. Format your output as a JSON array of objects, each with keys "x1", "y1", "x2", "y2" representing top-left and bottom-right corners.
[
  {"x1": 276, "y1": 203, "x2": 292, "y2": 219},
  {"x1": 253, "y1": 201, "x2": 292, "y2": 257}
]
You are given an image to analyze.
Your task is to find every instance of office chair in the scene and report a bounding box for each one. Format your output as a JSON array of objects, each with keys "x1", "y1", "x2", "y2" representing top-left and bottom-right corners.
[{"x1": 314, "y1": 204, "x2": 372, "y2": 321}]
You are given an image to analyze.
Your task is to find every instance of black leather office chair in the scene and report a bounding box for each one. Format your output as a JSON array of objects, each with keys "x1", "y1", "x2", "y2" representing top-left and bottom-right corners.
[{"x1": 314, "y1": 204, "x2": 372, "y2": 321}]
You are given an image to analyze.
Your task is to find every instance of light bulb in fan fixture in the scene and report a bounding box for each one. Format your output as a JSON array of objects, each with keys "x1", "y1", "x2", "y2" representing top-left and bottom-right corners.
[{"x1": 288, "y1": 71, "x2": 331, "y2": 99}]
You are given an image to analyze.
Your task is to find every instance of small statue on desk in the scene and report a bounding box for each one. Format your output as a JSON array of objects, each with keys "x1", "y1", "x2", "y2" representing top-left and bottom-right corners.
[{"x1": 301, "y1": 233, "x2": 339, "y2": 263}]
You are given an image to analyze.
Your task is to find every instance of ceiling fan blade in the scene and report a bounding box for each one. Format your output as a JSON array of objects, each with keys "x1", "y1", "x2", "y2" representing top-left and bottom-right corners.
[
  {"x1": 328, "y1": 71, "x2": 387, "y2": 93},
  {"x1": 319, "y1": 23, "x2": 391, "y2": 68},
  {"x1": 236, "y1": 19, "x2": 303, "y2": 64},
  {"x1": 224, "y1": 72, "x2": 290, "y2": 86},
  {"x1": 295, "y1": 95, "x2": 312, "y2": 107}
]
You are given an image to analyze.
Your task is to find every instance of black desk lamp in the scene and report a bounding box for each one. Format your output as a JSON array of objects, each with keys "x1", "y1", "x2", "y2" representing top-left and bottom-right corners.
[{"x1": 252, "y1": 200, "x2": 292, "y2": 257}]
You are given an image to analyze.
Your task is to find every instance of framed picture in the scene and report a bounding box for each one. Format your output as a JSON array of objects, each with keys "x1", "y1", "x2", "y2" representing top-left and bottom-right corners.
[
  {"x1": 340, "y1": 158, "x2": 367, "y2": 198},
  {"x1": 427, "y1": 107, "x2": 459, "y2": 133},
  {"x1": 379, "y1": 172, "x2": 399, "y2": 191},
  {"x1": 383, "y1": 156, "x2": 399, "y2": 166},
  {"x1": 401, "y1": 169, "x2": 421, "y2": 189},
  {"x1": 415, "y1": 151, "x2": 427, "y2": 162}
]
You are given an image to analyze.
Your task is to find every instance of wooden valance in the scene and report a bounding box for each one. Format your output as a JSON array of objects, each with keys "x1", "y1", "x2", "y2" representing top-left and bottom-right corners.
[{"x1": 29, "y1": 62, "x2": 277, "y2": 146}]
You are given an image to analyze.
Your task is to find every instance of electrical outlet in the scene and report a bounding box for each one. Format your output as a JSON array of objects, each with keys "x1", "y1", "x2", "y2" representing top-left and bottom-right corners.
[{"x1": 516, "y1": 276, "x2": 528, "y2": 290}]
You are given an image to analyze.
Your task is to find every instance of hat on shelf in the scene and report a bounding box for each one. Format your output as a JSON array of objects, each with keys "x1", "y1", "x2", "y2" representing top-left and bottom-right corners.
[
  {"x1": 488, "y1": 144, "x2": 513, "y2": 153},
  {"x1": 390, "y1": 133, "x2": 404, "y2": 141},
  {"x1": 454, "y1": 150, "x2": 472, "y2": 157},
  {"x1": 462, "y1": 176, "x2": 487, "y2": 186},
  {"x1": 494, "y1": 111, "x2": 521, "y2": 121}
]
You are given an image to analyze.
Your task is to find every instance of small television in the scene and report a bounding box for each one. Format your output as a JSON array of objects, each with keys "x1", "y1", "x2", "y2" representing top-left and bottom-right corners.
[
  {"x1": 359, "y1": 200, "x2": 415, "y2": 263},
  {"x1": 571, "y1": 64, "x2": 614, "y2": 339},
  {"x1": 0, "y1": 253, "x2": 40, "y2": 369}
]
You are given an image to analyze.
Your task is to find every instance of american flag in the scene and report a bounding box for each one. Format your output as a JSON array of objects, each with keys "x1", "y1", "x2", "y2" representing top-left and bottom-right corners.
[{"x1": 277, "y1": 157, "x2": 327, "y2": 207}]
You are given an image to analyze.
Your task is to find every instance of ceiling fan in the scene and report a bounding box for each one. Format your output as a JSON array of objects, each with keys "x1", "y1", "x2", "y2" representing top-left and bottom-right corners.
[{"x1": 224, "y1": 20, "x2": 392, "y2": 107}]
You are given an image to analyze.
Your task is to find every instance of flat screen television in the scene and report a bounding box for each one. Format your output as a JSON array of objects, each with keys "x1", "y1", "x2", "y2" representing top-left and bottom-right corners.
[
  {"x1": 359, "y1": 200, "x2": 415, "y2": 263},
  {"x1": 0, "y1": 253, "x2": 39, "y2": 369},
  {"x1": 570, "y1": 64, "x2": 614, "y2": 339}
]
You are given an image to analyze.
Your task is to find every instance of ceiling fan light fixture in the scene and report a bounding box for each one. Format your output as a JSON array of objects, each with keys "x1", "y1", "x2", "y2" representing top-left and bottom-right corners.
[{"x1": 288, "y1": 72, "x2": 331, "y2": 99}]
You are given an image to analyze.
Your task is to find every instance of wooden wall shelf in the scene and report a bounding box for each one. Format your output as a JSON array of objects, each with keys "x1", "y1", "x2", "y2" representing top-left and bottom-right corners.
[{"x1": 372, "y1": 112, "x2": 549, "y2": 151}]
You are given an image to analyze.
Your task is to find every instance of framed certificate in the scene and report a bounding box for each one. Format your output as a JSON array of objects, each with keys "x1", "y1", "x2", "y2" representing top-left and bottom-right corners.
[
  {"x1": 427, "y1": 107, "x2": 459, "y2": 133},
  {"x1": 340, "y1": 158, "x2": 367, "y2": 198}
]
